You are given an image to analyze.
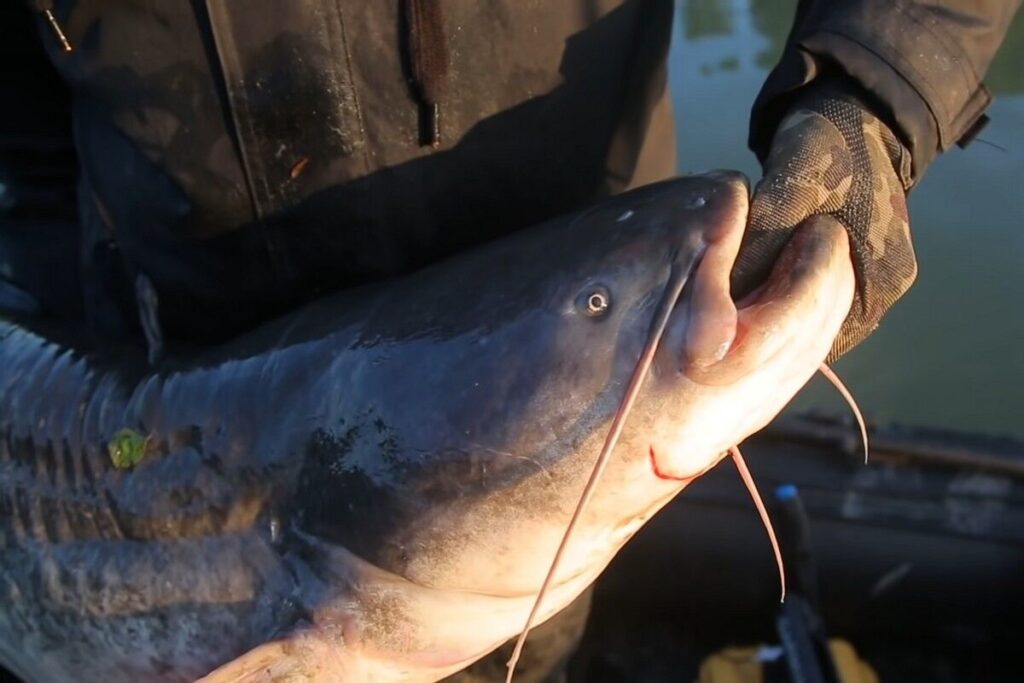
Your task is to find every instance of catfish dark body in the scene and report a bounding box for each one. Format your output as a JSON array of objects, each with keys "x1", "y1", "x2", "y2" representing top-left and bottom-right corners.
[{"x1": 0, "y1": 174, "x2": 785, "y2": 682}]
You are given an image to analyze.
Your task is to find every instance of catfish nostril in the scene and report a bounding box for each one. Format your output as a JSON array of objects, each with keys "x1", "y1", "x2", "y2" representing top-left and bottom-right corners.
[{"x1": 685, "y1": 195, "x2": 707, "y2": 209}]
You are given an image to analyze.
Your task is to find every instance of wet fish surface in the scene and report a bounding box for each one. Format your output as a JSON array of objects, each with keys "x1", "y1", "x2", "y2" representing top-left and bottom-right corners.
[{"x1": 0, "y1": 173, "x2": 854, "y2": 682}]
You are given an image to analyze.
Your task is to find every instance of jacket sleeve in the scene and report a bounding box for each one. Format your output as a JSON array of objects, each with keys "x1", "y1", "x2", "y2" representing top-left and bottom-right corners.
[{"x1": 750, "y1": 0, "x2": 1022, "y2": 185}]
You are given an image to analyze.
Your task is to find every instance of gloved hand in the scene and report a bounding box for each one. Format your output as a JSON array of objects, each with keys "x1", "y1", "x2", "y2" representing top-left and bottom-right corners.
[{"x1": 733, "y1": 80, "x2": 918, "y2": 359}]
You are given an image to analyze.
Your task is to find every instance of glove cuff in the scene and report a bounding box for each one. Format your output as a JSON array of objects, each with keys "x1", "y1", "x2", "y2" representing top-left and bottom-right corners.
[{"x1": 787, "y1": 78, "x2": 914, "y2": 193}]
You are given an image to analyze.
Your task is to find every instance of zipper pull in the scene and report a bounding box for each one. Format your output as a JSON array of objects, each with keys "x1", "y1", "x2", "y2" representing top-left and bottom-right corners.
[
  {"x1": 39, "y1": 4, "x2": 73, "y2": 52},
  {"x1": 404, "y1": 0, "x2": 447, "y2": 149},
  {"x1": 425, "y1": 102, "x2": 441, "y2": 149}
]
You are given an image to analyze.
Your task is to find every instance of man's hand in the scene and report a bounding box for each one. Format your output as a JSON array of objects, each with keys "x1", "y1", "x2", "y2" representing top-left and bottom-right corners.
[{"x1": 732, "y1": 82, "x2": 918, "y2": 359}]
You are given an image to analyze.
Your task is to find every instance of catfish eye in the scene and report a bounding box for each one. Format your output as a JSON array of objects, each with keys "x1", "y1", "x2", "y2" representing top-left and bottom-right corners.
[{"x1": 578, "y1": 286, "x2": 611, "y2": 317}]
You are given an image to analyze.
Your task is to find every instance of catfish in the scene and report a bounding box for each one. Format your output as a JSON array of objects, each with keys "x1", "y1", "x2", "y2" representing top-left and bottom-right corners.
[{"x1": 0, "y1": 173, "x2": 854, "y2": 682}]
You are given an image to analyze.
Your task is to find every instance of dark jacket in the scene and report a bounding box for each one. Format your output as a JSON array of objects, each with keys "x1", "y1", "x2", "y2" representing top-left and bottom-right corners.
[
  {"x1": 1, "y1": 0, "x2": 1019, "y2": 343},
  {"x1": 12, "y1": 0, "x2": 679, "y2": 342}
]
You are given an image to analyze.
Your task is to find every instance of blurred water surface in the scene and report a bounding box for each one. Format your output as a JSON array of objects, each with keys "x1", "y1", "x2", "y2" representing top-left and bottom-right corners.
[{"x1": 670, "y1": 0, "x2": 1024, "y2": 438}]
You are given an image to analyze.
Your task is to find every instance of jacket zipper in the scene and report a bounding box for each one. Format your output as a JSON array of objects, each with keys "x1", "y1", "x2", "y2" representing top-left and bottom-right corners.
[{"x1": 36, "y1": 2, "x2": 73, "y2": 52}]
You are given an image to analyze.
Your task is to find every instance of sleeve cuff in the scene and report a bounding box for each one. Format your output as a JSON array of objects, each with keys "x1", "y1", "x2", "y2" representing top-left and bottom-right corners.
[{"x1": 749, "y1": 1, "x2": 994, "y2": 185}]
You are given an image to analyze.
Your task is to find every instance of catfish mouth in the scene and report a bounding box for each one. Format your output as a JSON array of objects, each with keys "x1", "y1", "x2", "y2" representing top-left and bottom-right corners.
[
  {"x1": 666, "y1": 212, "x2": 854, "y2": 390},
  {"x1": 643, "y1": 218, "x2": 863, "y2": 490}
]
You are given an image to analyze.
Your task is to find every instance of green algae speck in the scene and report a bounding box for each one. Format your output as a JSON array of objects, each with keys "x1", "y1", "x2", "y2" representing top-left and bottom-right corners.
[{"x1": 108, "y1": 428, "x2": 150, "y2": 469}]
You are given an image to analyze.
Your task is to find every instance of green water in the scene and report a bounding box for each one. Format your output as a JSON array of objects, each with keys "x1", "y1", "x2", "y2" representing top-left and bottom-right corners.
[{"x1": 670, "y1": 0, "x2": 1024, "y2": 439}]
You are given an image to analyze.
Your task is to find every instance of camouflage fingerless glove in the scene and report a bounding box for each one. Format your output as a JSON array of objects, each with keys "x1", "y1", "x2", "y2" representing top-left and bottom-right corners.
[{"x1": 734, "y1": 81, "x2": 917, "y2": 359}]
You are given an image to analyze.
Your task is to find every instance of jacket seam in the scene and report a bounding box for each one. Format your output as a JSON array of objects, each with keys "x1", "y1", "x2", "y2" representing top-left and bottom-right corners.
[{"x1": 333, "y1": 1, "x2": 371, "y2": 174}]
